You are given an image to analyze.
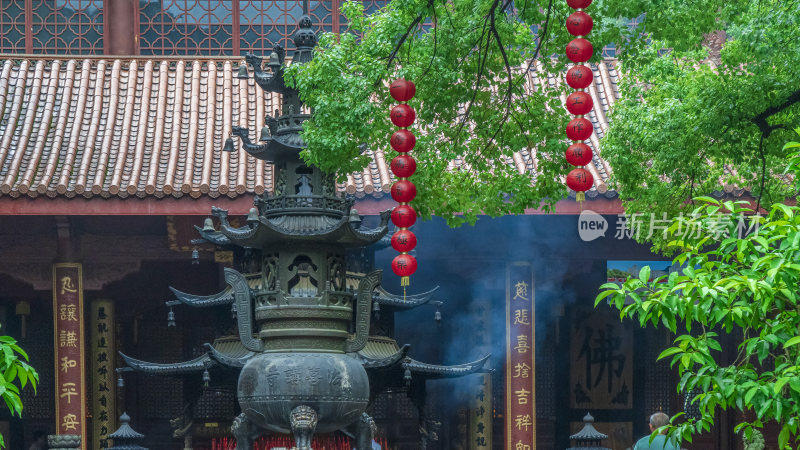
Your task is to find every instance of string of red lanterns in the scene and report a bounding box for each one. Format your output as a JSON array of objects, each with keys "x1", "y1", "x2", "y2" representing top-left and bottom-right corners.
[
  {"x1": 564, "y1": 0, "x2": 595, "y2": 202},
  {"x1": 389, "y1": 79, "x2": 418, "y2": 291}
]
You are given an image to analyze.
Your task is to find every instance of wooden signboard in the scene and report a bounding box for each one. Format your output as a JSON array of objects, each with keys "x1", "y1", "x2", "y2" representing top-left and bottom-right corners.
[
  {"x1": 469, "y1": 296, "x2": 493, "y2": 450},
  {"x1": 91, "y1": 300, "x2": 116, "y2": 448},
  {"x1": 570, "y1": 307, "x2": 633, "y2": 409},
  {"x1": 506, "y1": 262, "x2": 535, "y2": 449},
  {"x1": 53, "y1": 263, "x2": 87, "y2": 449}
]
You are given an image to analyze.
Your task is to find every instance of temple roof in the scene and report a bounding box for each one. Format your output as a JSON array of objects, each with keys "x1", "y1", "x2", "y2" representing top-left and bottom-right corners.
[{"x1": 0, "y1": 57, "x2": 620, "y2": 201}]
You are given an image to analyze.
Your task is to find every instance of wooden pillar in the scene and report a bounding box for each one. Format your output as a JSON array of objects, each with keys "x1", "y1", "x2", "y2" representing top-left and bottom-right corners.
[
  {"x1": 506, "y1": 262, "x2": 535, "y2": 449},
  {"x1": 90, "y1": 299, "x2": 116, "y2": 449},
  {"x1": 52, "y1": 263, "x2": 87, "y2": 450},
  {"x1": 469, "y1": 298, "x2": 493, "y2": 449},
  {"x1": 106, "y1": 0, "x2": 137, "y2": 55}
]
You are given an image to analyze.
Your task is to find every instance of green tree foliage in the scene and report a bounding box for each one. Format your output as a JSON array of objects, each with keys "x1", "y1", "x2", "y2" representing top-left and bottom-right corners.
[
  {"x1": 602, "y1": 1, "x2": 800, "y2": 224},
  {"x1": 0, "y1": 330, "x2": 38, "y2": 448},
  {"x1": 597, "y1": 133, "x2": 800, "y2": 448},
  {"x1": 287, "y1": 0, "x2": 800, "y2": 225}
]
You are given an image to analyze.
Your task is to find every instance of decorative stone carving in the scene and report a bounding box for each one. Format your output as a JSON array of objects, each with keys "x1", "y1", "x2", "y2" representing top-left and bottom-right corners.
[
  {"x1": 290, "y1": 405, "x2": 318, "y2": 450},
  {"x1": 47, "y1": 434, "x2": 82, "y2": 450}
]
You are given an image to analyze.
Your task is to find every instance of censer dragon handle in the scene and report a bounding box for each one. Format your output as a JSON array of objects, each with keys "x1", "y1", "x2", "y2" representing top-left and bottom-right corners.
[
  {"x1": 345, "y1": 270, "x2": 381, "y2": 353},
  {"x1": 225, "y1": 268, "x2": 264, "y2": 352}
]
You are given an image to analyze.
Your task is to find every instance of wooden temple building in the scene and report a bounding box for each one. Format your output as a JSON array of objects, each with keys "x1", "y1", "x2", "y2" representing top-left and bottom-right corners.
[{"x1": 0, "y1": 1, "x2": 770, "y2": 449}]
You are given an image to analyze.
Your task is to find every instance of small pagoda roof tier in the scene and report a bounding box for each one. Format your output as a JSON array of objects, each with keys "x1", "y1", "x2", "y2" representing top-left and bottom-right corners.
[
  {"x1": 566, "y1": 413, "x2": 611, "y2": 450},
  {"x1": 350, "y1": 336, "x2": 490, "y2": 379},
  {"x1": 120, "y1": 335, "x2": 487, "y2": 379},
  {"x1": 373, "y1": 285, "x2": 439, "y2": 309},
  {"x1": 210, "y1": 206, "x2": 390, "y2": 248},
  {"x1": 192, "y1": 220, "x2": 233, "y2": 247},
  {"x1": 165, "y1": 272, "x2": 437, "y2": 310},
  {"x1": 204, "y1": 336, "x2": 257, "y2": 368},
  {"x1": 165, "y1": 285, "x2": 235, "y2": 308},
  {"x1": 118, "y1": 352, "x2": 213, "y2": 375},
  {"x1": 347, "y1": 336, "x2": 410, "y2": 369},
  {"x1": 401, "y1": 354, "x2": 491, "y2": 379},
  {"x1": 118, "y1": 335, "x2": 250, "y2": 374},
  {"x1": 107, "y1": 412, "x2": 147, "y2": 450},
  {"x1": 345, "y1": 273, "x2": 439, "y2": 309},
  {"x1": 234, "y1": 125, "x2": 307, "y2": 163}
]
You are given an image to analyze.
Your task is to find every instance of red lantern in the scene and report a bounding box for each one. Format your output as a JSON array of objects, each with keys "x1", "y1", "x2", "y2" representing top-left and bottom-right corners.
[
  {"x1": 566, "y1": 65, "x2": 593, "y2": 89},
  {"x1": 391, "y1": 180, "x2": 417, "y2": 203},
  {"x1": 390, "y1": 129, "x2": 416, "y2": 152},
  {"x1": 566, "y1": 91, "x2": 593, "y2": 116},
  {"x1": 391, "y1": 155, "x2": 417, "y2": 178},
  {"x1": 566, "y1": 0, "x2": 592, "y2": 8},
  {"x1": 565, "y1": 143, "x2": 593, "y2": 166},
  {"x1": 392, "y1": 253, "x2": 417, "y2": 277},
  {"x1": 566, "y1": 117, "x2": 593, "y2": 141},
  {"x1": 566, "y1": 38, "x2": 593, "y2": 63},
  {"x1": 566, "y1": 168, "x2": 594, "y2": 192},
  {"x1": 390, "y1": 78, "x2": 416, "y2": 102},
  {"x1": 391, "y1": 204, "x2": 417, "y2": 227},
  {"x1": 391, "y1": 230, "x2": 417, "y2": 252},
  {"x1": 390, "y1": 104, "x2": 415, "y2": 127},
  {"x1": 566, "y1": 11, "x2": 593, "y2": 36}
]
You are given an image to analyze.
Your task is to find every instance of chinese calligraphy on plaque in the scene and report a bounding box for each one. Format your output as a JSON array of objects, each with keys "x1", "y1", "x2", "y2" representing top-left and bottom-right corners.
[
  {"x1": 91, "y1": 300, "x2": 115, "y2": 448},
  {"x1": 469, "y1": 298, "x2": 493, "y2": 449},
  {"x1": 53, "y1": 264, "x2": 86, "y2": 449},
  {"x1": 506, "y1": 263, "x2": 535, "y2": 448},
  {"x1": 570, "y1": 308, "x2": 632, "y2": 409}
]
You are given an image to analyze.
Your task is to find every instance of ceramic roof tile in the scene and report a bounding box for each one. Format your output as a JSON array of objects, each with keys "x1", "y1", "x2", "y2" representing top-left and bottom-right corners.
[{"x1": 0, "y1": 57, "x2": 624, "y2": 200}]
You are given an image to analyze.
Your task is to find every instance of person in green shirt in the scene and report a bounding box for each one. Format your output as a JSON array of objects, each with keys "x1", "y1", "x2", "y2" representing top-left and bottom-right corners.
[{"x1": 633, "y1": 412, "x2": 680, "y2": 450}]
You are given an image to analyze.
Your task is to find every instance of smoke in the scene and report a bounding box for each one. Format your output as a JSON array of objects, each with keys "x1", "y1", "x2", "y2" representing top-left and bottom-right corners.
[{"x1": 371, "y1": 213, "x2": 659, "y2": 421}]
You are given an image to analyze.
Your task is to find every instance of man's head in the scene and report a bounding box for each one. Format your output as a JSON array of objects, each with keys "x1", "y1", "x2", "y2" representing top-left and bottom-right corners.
[{"x1": 648, "y1": 412, "x2": 670, "y2": 433}]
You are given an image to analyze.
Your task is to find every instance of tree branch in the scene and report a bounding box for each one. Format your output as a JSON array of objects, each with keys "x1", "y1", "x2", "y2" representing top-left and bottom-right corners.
[
  {"x1": 384, "y1": 0, "x2": 436, "y2": 71},
  {"x1": 523, "y1": 0, "x2": 554, "y2": 74},
  {"x1": 419, "y1": 4, "x2": 439, "y2": 79},
  {"x1": 751, "y1": 89, "x2": 800, "y2": 138},
  {"x1": 454, "y1": 17, "x2": 493, "y2": 142},
  {"x1": 756, "y1": 134, "x2": 766, "y2": 213}
]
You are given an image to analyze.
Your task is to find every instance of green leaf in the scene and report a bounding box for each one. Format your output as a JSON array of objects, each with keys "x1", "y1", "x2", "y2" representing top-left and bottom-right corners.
[
  {"x1": 784, "y1": 336, "x2": 800, "y2": 348},
  {"x1": 594, "y1": 289, "x2": 619, "y2": 306},
  {"x1": 639, "y1": 265, "x2": 651, "y2": 284},
  {"x1": 658, "y1": 347, "x2": 683, "y2": 361},
  {"x1": 775, "y1": 377, "x2": 790, "y2": 394},
  {"x1": 745, "y1": 386, "x2": 759, "y2": 405},
  {"x1": 779, "y1": 424, "x2": 790, "y2": 449}
]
